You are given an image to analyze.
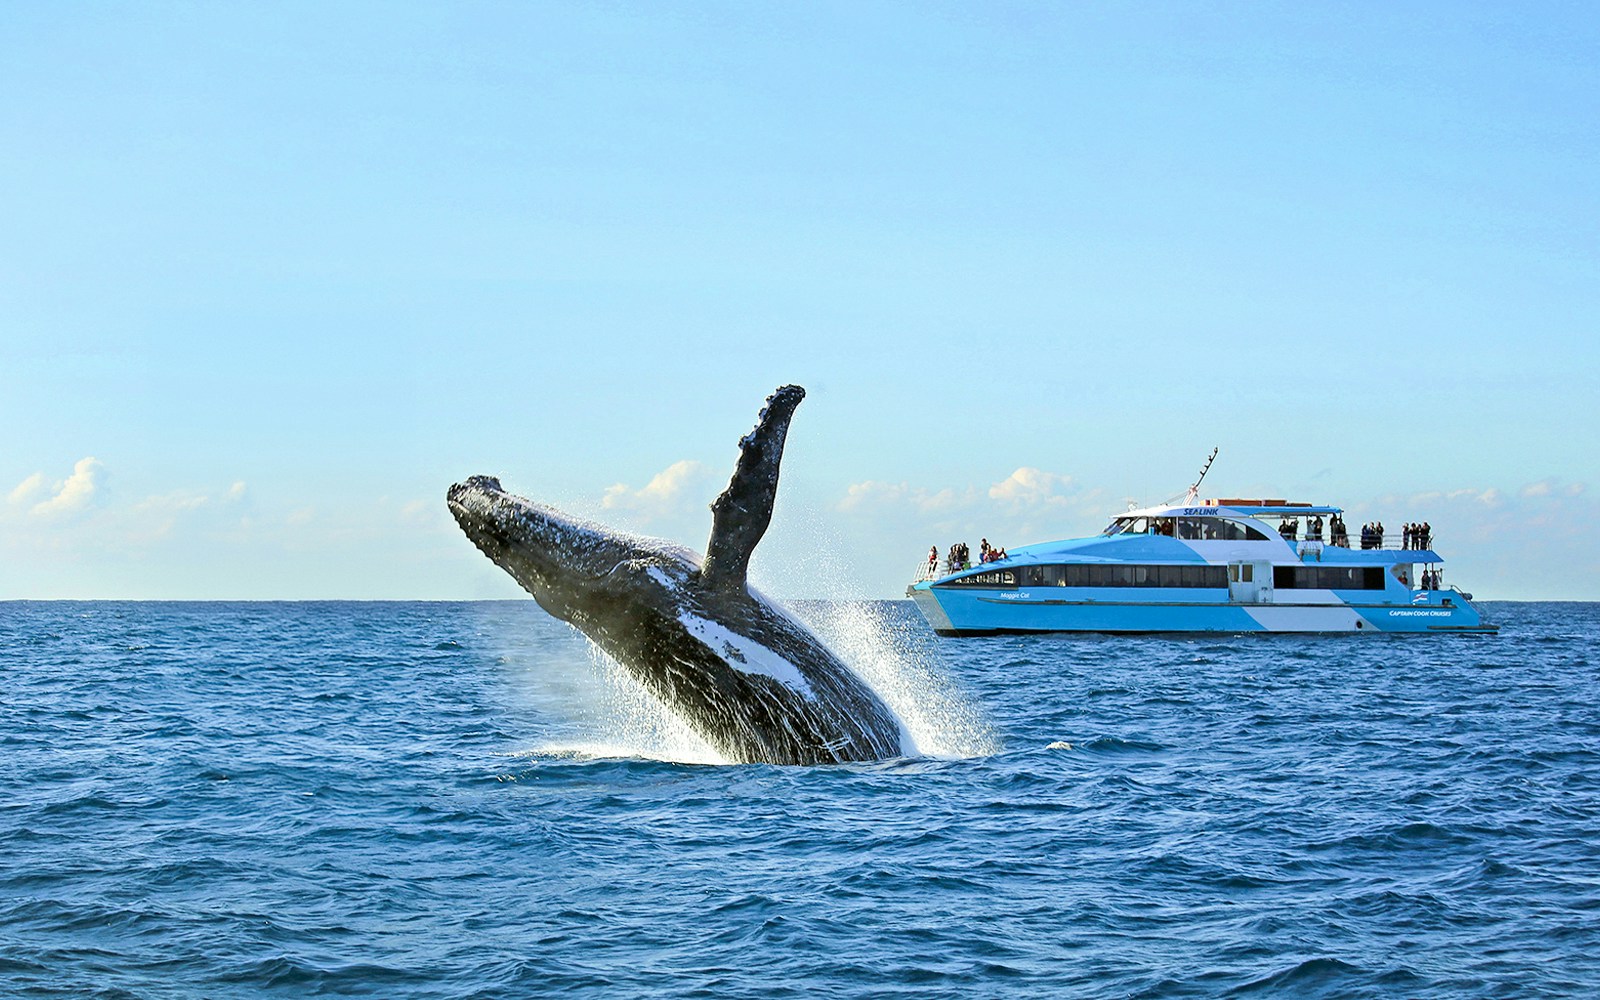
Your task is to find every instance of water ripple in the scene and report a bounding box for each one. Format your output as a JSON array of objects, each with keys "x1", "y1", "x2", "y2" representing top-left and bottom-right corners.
[{"x1": 1, "y1": 600, "x2": 1596, "y2": 997}]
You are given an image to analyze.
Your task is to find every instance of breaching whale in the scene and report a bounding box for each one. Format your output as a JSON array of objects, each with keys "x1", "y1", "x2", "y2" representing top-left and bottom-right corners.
[{"x1": 446, "y1": 385, "x2": 906, "y2": 765}]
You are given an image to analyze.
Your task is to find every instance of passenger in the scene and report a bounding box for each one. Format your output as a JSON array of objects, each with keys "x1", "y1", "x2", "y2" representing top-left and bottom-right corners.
[
  {"x1": 929, "y1": 546, "x2": 939, "y2": 575},
  {"x1": 1375, "y1": 522, "x2": 1384, "y2": 548},
  {"x1": 1421, "y1": 522, "x2": 1432, "y2": 549},
  {"x1": 980, "y1": 538, "x2": 991, "y2": 561}
]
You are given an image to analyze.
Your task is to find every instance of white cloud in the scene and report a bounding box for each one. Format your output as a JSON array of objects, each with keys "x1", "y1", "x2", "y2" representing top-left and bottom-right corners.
[
  {"x1": 29, "y1": 457, "x2": 104, "y2": 516},
  {"x1": 988, "y1": 466, "x2": 1074, "y2": 507},
  {"x1": 138, "y1": 492, "x2": 210, "y2": 515},
  {"x1": 838, "y1": 480, "x2": 971, "y2": 513},
  {"x1": 8, "y1": 472, "x2": 48, "y2": 506},
  {"x1": 601, "y1": 460, "x2": 711, "y2": 519},
  {"x1": 227, "y1": 481, "x2": 247, "y2": 502},
  {"x1": 842, "y1": 467, "x2": 1095, "y2": 519}
]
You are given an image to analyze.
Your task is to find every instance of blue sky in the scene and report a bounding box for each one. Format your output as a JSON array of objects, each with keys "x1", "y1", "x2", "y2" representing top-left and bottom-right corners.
[{"x1": 2, "y1": 2, "x2": 1596, "y2": 600}]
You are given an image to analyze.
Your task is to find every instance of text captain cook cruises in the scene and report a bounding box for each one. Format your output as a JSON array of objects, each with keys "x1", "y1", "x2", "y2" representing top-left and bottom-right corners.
[{"x1": 907, "y1": 495, "x2": 1496, "y2": 635}]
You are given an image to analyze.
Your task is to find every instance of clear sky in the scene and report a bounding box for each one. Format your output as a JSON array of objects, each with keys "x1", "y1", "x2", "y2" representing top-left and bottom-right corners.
[{"x1": 3, "y1": 2, "x2": 1596, "y2": 601}]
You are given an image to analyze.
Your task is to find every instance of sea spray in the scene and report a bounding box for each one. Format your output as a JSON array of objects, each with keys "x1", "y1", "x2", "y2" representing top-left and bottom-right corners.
[
  {"x1": 789, "y1": 598, "x2": 1000, "y2": 759},
  {"x1": 753, "y1": 508, "x2": 1000, "y2": 759},
  {"x1": 580, "y1": 641, "x2": 726, "y2": 765}
]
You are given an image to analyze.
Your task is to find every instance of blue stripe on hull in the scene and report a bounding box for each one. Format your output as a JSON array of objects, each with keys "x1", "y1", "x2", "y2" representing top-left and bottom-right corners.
[{"x1": 909, "y1": 586, "x2": 1490, "y2": 634}]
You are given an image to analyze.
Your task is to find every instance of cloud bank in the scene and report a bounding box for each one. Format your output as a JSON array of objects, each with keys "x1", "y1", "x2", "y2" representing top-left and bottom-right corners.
[
  {"x1": 601, "y1": 460, "x2": 712, "y2": 522},
  {"x1": 10, "y1": 457, "x2": 105, "y2": 516}
]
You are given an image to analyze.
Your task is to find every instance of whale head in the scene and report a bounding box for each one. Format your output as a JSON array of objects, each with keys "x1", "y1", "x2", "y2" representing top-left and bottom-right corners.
[{"x1": 446, "y1": 475, "x2": 696, "y2": 618}]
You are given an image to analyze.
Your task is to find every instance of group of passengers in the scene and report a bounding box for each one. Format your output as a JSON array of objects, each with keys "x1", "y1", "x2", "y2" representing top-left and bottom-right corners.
[
  {"x1": 1328, "y1": 515, "x2": 1349, "y2": 547},
  {"x1": 1403, "y1": 522, "x2": 1433, "y2": 549},
  {"x1": 1420, "y1": 568, "x2": 1443, "y2": 590},
  {"x1": 1277, "y1": 516, "x2": 1330, "y2": 542},
  {"x1": 1273, "y1": 515, "x2": 1337, "y2": 547},
  {"x1": 1359, "y1": 522, "x2": 1386, "y2": 549},
  {"x1": 935, "y1": 543, "x2": 970, "y2": 573},
  {"x1": 929, "y1": 539, "x2": 1008, "y2": 575}
]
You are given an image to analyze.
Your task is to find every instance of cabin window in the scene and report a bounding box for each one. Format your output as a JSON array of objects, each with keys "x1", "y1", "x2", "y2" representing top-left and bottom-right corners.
[
  {"x1": 1272, "y1": 566, "x2": 1388, "y2": 590},
  {"x1": 943, "y1": 569, "x2": 1017, "y2": 588},
  {"x1": 1177, "y1": 517, "x2": 1270, "y2": 541},
  {"x1": 995, "y1": 564, "x2": 1229, "y2": 589}
]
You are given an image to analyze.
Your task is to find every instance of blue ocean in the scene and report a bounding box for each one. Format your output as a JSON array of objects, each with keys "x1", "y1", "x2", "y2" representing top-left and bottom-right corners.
[{"x1": 3, "y1": 600, "x2": 1596, "y2": 998}]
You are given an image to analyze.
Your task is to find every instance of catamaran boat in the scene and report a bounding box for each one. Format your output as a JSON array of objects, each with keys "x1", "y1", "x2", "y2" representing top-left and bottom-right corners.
[{"x1": 906, "y1": 494, "x2": 1497, "y2": 635}]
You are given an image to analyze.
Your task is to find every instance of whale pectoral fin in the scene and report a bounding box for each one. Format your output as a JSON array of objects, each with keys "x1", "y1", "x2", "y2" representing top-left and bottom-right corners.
[{"x1": 701, "y1": 385, "x2": 806, "y2": 593}]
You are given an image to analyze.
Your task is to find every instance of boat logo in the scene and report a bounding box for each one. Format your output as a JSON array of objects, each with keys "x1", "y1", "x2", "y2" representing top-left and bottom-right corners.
[{"x1": 1412, "y1": 591, "x2": 1428, "y2": 604}]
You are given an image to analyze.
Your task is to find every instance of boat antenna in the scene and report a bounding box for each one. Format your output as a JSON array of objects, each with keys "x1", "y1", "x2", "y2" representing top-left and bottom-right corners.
[{"x1": 1174, "y1": 447, "x2": 1218, "y2": 505}]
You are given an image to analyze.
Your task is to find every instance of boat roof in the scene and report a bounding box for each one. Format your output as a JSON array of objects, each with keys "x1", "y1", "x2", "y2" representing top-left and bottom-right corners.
[{"x1": 1119, "y1": 498, "x2": 1343, "y2": 518}]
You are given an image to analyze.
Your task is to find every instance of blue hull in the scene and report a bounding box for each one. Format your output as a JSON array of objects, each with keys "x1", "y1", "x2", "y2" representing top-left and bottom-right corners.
[{"x1": 908, "y1": 584, "x2": 1495, "y2": 634}]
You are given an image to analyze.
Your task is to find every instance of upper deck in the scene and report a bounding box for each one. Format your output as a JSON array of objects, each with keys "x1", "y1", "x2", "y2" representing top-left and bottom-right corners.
[
  {"x1": 1119, "y1": 498, "x2": 1340, "y2": 519},
  {"x1": 916, "y1": 497, "x2": 1445, "y2": 584}
]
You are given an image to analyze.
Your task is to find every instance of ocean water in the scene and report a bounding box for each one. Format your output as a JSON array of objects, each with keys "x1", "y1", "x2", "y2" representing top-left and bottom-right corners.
[{"x1": 2, "y1": 600, "x2": 1597, "y2": 999}]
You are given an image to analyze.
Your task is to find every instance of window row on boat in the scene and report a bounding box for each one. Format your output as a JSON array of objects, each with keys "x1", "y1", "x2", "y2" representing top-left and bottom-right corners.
[
  {"x1": 1103, "y1": 516, "x2": 1271, "y2": 541},
  {"x1": 1273, "y1": 566, "x2": 1389, "y2": 591},
  {"x1": 942, "y1": 562, "x2": 1392, "y2": 591},
  {"x1": 944, "y1": 564, "x2": 1229, "y2": 589}
]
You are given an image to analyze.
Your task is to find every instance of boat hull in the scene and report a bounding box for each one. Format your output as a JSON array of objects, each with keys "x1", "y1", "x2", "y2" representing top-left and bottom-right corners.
[{"x1": 907, "y1": 584, "x2": 1495, "y2": 635}]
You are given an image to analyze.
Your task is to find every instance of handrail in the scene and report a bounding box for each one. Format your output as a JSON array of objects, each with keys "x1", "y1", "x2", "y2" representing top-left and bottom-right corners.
[{"x1": 1287, "y1": 534, "x2": 1440, "y2": 552}]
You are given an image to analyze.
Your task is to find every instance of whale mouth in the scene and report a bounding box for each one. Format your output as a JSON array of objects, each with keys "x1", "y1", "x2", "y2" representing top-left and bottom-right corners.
[
  {"x1": 447, "y1": 476, "x2": 672, "y2": 596},
  {"x1": 447, "y1": 475, "x2": 503, "y2": 506}
]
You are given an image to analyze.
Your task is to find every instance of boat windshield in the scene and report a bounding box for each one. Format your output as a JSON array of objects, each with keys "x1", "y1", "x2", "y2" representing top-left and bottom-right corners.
[
  {"x1": 1103, "y1": 515, "x2": 1268, "y2": 541},
  {"x1": 1104, "y1": 516, "x2": 1177, "y2": 536}
]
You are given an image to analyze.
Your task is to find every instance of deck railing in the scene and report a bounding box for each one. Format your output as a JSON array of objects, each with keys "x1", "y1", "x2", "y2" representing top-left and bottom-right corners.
[{"x1": 1282, "y1": 533, "x2": 1438, "y2": 552}]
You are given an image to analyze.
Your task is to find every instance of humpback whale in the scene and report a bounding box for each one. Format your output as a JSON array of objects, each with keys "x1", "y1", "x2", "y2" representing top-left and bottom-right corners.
[{"x1": 447, "y1": 385, "x2": 906, "y2": 765}]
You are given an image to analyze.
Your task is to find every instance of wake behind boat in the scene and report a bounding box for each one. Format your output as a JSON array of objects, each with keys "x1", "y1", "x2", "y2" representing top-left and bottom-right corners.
[{"x1": 907, "y1": 494, "x2": 1496, "y2": 636}]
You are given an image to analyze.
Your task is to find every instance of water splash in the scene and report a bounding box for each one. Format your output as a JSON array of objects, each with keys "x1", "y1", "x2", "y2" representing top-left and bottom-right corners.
[
  {"x1": 526, "y1": 640, "x2": 727, "y2": 765},
  {"x1": 790, "y1": 598, "x2": 1000, "y2": 759},
  {"x1": 754, "y1": 508, "x2": 1001, "y2": 760}
]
